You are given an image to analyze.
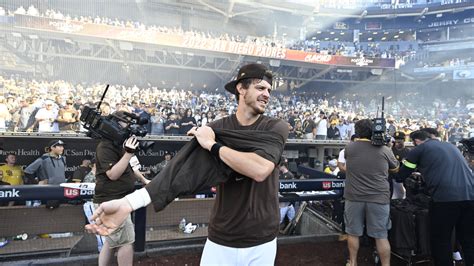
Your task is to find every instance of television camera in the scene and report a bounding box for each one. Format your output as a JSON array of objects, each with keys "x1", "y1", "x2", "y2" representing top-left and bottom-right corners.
[
  {"x1": 371, "y1": 97, "x2": 392, "y2": 146},
  {"x1": 80, "y1": 85, "x2": 154, "y2": 151}
]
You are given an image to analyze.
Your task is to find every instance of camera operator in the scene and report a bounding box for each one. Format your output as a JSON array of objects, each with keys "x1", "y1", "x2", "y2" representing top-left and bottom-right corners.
[
  {"x1": 92, "y1": 111, "x2": 141, "y2": 266},
  {"x1": 344, "y1": 119, "x2": 399, "y2": 266},
  {"x1": 396, "y1": 130, "x2": 474, "y2": 266}
]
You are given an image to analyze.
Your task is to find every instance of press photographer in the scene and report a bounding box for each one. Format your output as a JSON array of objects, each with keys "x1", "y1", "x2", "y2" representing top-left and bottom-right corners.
[{"x1": 396, "y1": 130, "x2": 474, "y2": 266}]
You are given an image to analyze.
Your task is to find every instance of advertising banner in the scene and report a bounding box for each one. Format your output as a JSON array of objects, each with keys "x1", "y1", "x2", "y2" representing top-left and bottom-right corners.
[
  {"x1": 13, "y1": 15, "x2": 395, "y2": 68},
  {"x1": 453, "y1": 68, "x2": 474, "y2": 80},
  {"x1": 0, "y1": 136, "x2": 187, "y2": 179}
]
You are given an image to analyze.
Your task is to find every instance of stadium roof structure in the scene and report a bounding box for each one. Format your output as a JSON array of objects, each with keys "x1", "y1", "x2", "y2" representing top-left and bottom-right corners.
[
  {"x1": 146, "y1": 0, "x2": 474, "y2": 21},
  {"x1": 1, "y1": 0, "x2": 472, "y2": 89}
]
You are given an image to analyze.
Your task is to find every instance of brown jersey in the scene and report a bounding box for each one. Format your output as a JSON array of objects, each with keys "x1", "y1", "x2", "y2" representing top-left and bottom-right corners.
[{"x1": 207, "y1": 114, "x2": 289, "y2": 248}]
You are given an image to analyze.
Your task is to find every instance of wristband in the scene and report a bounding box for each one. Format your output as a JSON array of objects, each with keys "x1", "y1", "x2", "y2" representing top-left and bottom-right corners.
[
  {"x1": 124, "y1": 188, "x2": 151, "y2": 211},
  {"x1": 210, "y1": 142, "x2": 223, "y2": 159},
  {"x1": 124, "y1": 146, "x2": 137, "y2": 154}
]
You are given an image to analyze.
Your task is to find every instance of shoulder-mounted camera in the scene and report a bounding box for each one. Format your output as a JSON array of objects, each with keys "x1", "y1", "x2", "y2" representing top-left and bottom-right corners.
[
  {"x1": 80, "y1": 85, "x2": 154, "y2": 152},
  {"x1": 371, "y1": 97, "x2": 391, "y2": 146}
]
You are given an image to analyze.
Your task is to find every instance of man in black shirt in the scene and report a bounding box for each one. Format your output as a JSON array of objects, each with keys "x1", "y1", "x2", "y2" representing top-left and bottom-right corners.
[
  {"x1": 396, "y1": 130, "x2": 474, "y2": 266},
  {"x1": 327, "y1": 120, "x2": 341, "y2": 140},
  {"x1": 390, "y1": 131, "x2": 410, "y2": 199},
  {"x1": 164, "y1": 113, "x2": 180, "y2": 135},
  {"x1": 302, "y1": 111, "x2": 316, "y2": 139},
  {"x1": 71, "y1": 156, "x2": 92, "y2": 183}
]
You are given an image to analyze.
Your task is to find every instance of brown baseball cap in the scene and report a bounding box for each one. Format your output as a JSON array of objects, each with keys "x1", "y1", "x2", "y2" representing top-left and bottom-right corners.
[{"x1": 224, "y1": 63, "x2": 273, "y2": 95}]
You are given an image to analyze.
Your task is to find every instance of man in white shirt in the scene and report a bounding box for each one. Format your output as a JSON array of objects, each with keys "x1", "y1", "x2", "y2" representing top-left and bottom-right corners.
[
  {"x1": 315, "y1": 111, "x2": 328, "y2": 140},
  {"x1": 35, "y1": 100, "x2": 58, "y2": 132}
]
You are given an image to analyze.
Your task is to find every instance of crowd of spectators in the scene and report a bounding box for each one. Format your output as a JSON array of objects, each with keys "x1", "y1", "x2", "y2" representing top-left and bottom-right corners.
[
  {"x1": 1, "y1": 5, "x2": 425, "y2": 59},
  {"x1": 1, "y1": 5, "x2": 285, "y2": 49},
  {"x1": 289, "y1": 39, "x2": 417, "y2": 60},
  {"x1": 0, "y1": 74, "x2": 472, "y2": 142},
  {"x1": 417, "y1": 56, "x2": 474, "y2": 68}
]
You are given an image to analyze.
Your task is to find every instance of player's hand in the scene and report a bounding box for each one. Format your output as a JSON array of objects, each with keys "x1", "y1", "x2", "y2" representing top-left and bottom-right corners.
[
  {"x1": 187, "y1": 126, "x2": 216, "y2": 151},
  {"x1": 123, "y1": 136, "x2": 139, "y2": 153},
  {"x1": 84, "y1": 198, "x2": 133, "y2": 236}
]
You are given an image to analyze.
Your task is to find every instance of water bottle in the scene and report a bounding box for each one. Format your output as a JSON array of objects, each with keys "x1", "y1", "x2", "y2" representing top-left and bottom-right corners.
[
  {"x1": 13, "y1": 233, "x2": 28, "y2": 241},
  {"x1": 0, "y1": 238, "x2": 8, "y2": 248},
  {"x1": 179, "y1": 218, "x2": 186, "y2": 232}
]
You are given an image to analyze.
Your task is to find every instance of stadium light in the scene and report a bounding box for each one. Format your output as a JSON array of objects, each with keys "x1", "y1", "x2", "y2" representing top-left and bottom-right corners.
[
  {"x1": 119, "y1": 41, "x2": 133, "y2": 51},
  {"x1": 420, "y1": 7, "x2": 428, "y2": 16},
  {"x1": 269, "y1": 59, "x2": 280, "y2": 67}
]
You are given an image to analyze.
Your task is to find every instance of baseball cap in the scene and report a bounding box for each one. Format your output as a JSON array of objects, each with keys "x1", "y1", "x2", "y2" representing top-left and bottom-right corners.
[
  {"x1": 48, "y1": 139, "x2": 65, "y2": 148},
  {"x1": 393, "y1": 131, "x2": 406, "y2": 140},
  {"x1": 328, "y1": 159, "x2": 338, "y2": 167},
  {"x1": 224, "y1": 63, "x2": 273, "y2": 95},
  {"x1": 44, "y1": 100, "x2": 54, "y2": 106}
]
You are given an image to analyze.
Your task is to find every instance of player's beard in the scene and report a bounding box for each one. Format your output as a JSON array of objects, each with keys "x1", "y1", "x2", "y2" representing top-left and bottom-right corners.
[{"x1": 244, "y1": 94, "x2": 266, "y2": 115}]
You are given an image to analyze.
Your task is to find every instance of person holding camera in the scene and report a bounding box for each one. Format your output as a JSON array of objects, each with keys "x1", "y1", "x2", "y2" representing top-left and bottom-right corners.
[
  {"x1": 92, "y1": 111, "x2": 141, "y2": 266},
  {"x1": 396, "y1": 130, "x2": 474, "y2": 266},
  {"x1": 344, "y1": 119, "x2": 399, "y2": 266},
  {"x1": 164, "y1": 113, "x2": 180, "y2": 135}
]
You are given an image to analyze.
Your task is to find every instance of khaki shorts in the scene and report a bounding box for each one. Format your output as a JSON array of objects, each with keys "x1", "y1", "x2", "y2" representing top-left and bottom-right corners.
[{"x1": 94, "y1": 204, "x2": 135, "y2": 248}]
